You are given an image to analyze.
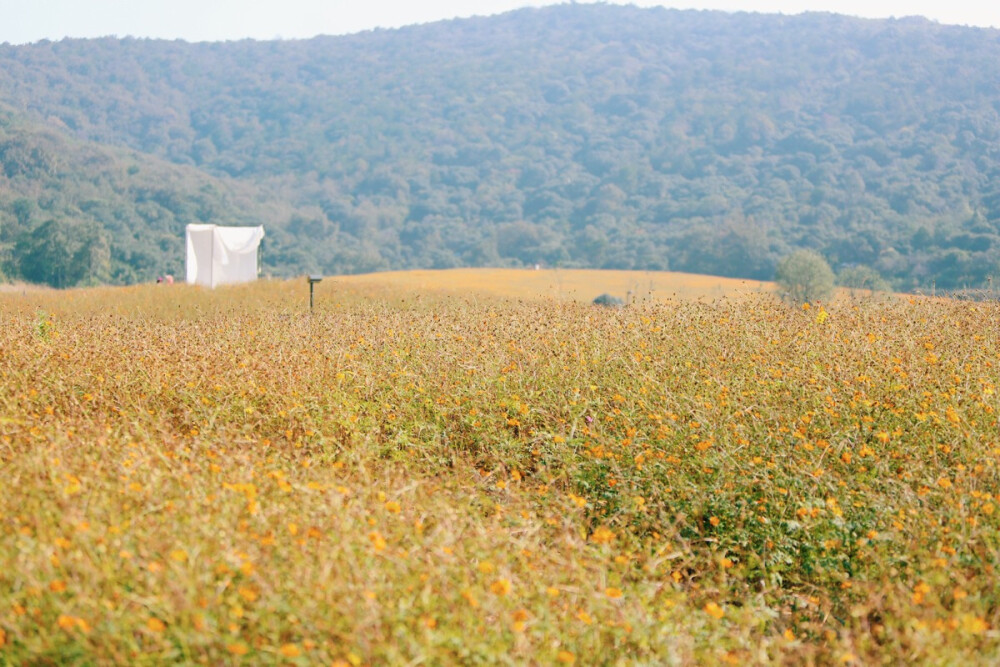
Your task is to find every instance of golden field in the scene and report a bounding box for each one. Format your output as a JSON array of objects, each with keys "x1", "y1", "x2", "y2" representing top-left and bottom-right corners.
[
  {"x1": 332, "y1": 267, "x2": 774, "y2": 303},
  {"x1": 1, "y1": 275, "x2": 998, "y2": 664}
]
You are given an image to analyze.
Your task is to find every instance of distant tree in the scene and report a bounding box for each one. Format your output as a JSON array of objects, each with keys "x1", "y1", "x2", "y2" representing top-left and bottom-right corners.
[
  {"x1": 838, "y1": 265, "x2": 890, "y2": 293},
  {"x1": 12, "y1": 198, "x2": 34, "y2": 228},
  {"x1": 71, "y1": 224, "x2": 112, "y2": 286},
  {"x1": 775, "y1": 250, "x2": 835, "y2": 304},
  {"x1": 15, "y1": 219, "x2": 76, "y2": 288}
]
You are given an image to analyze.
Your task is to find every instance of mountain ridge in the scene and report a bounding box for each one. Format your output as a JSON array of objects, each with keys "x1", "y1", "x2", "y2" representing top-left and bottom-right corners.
[{"x1": 2, "y1": 5, "x2": 1000, "y2": 288}]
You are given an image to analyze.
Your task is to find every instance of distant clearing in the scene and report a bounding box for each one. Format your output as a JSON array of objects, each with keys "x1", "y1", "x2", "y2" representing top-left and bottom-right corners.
[{"x1": 331, "y1": 268, "x2": 776, "y2": 303}]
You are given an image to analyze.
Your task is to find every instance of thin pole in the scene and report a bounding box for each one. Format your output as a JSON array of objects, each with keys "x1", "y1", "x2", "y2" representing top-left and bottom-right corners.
[{"x1": 310, "y1": 281, "x2": 315, "y2": 311}]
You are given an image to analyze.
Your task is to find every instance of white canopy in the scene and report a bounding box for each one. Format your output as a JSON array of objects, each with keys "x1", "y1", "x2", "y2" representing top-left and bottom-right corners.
[{"x1": 185, "y1": 224, "x2": 265, "y2": 288}]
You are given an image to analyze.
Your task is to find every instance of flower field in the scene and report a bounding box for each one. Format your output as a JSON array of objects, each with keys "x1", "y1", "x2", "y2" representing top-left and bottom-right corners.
[{"x1": 1, "y1": 277, "x2": 998, "y2": 664}]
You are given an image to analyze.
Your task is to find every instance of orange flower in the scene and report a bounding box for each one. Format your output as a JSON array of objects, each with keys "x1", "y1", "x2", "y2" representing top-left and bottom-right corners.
[
  {"x1": 961, "y1": 615, "x2": 988, "y2": 634},
  {"x1": 147, "y1": 617, "x2": 166, "y2": 633},
  {"x1": 279, "y1": 643, "x2": 301, "y2": 657},
  {"x1": 589, "y1": 527, "x2": 615, "y2": 544},
  {"x1": 912, "y1": 582, "x2": 931, "y2": 604},
  {"x1": 490, "y1": 579, "x2": 512, "y2": 596},
  {"x1": 605, "y1": 587, "x2": 623, "y2": 599},
  {"x1": 57, "y1": 615, "x2": 89, "y2": 633},
  {"x1": 368, "y1": 531, "x2": 387, "y2": 552},
  {"x1": 704, "y1": 602, "x2": 725, "y2": 619}
]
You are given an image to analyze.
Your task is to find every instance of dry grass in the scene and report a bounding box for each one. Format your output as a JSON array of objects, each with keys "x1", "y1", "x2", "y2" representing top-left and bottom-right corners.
[
  {"x1": 1, "y1": 277, "x2": 998, "y2": 664},
  {"x1": 331, "y1": 267, "x2": 774, "y2": 303}
]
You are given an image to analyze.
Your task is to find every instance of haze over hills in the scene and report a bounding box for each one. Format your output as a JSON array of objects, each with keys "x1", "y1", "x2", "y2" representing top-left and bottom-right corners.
[{"x1": 2, "y1": 4, "x2": 1000, "y2": 289}]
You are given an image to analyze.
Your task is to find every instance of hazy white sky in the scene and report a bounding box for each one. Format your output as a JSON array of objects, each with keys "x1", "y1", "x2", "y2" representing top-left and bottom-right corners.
[{"x1": 2, "y1": 0, "x2": 997, "y2": 44}]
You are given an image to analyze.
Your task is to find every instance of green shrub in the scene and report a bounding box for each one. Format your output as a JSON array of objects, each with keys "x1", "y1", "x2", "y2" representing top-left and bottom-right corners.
[
  {"x1": 839, "y1": 265, "x2": 891, "y2": 293},
  {"x1": 775, "y1": 250, "x2": 835, "y2": 304}
]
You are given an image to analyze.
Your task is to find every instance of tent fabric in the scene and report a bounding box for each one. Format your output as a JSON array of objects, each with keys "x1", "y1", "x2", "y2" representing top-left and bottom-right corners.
[{"x1": 185, "y1": 224, "x2": 265, "y2": 288}]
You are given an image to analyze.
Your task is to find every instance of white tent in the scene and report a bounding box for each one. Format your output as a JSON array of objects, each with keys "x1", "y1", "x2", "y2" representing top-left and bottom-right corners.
[{"x1": 185, "y1": 224, "x2": 265, "y2": 288}]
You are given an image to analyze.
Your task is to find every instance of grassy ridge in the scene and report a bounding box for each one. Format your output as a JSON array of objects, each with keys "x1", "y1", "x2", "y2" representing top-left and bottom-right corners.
[{"x1": 1, "y1": 280, "x2": 999, "y2": 663}]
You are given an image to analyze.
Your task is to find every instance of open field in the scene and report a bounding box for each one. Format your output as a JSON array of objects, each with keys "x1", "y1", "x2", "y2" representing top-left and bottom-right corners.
[
  {"x1": 330, "y1": 267, "x2": 775, "y2": 303},
  {"x1": 2, "y1": 278, "x2": 999, "y2": 664}
]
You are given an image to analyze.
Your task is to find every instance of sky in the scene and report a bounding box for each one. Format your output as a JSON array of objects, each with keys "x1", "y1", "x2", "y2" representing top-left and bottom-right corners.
[{"x1": 2, "y1": 0, "x2": 997, "y2": 44}]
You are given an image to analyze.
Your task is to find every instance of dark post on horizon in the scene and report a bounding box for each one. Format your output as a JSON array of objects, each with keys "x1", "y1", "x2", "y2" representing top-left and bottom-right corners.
[{"x1": 308, "y1": 274, "x2": 322, "y2": 311}]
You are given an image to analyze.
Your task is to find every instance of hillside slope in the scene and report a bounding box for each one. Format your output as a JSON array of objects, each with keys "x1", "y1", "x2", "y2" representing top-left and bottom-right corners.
[
  {"x1": 0, "y1": 110, "x2": 316, "y2": 283},
  {"x1": 2, "y1": 6, "x2": 1000, "y2": 287}
]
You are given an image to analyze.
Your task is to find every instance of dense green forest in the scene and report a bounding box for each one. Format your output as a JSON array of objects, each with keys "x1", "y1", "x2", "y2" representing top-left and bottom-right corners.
[
  {"x1": 2, "y1": 5, "x2": 1000, "y2": 289},
  {"x1": 0, "y1": 112, "x2": 306, "y2": 284}
]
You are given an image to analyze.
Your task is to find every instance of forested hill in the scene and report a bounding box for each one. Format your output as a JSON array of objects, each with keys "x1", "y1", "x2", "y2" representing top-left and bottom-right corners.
[{"x1": 2, "y1": 5, "x2": 1000, "y2": 289}]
